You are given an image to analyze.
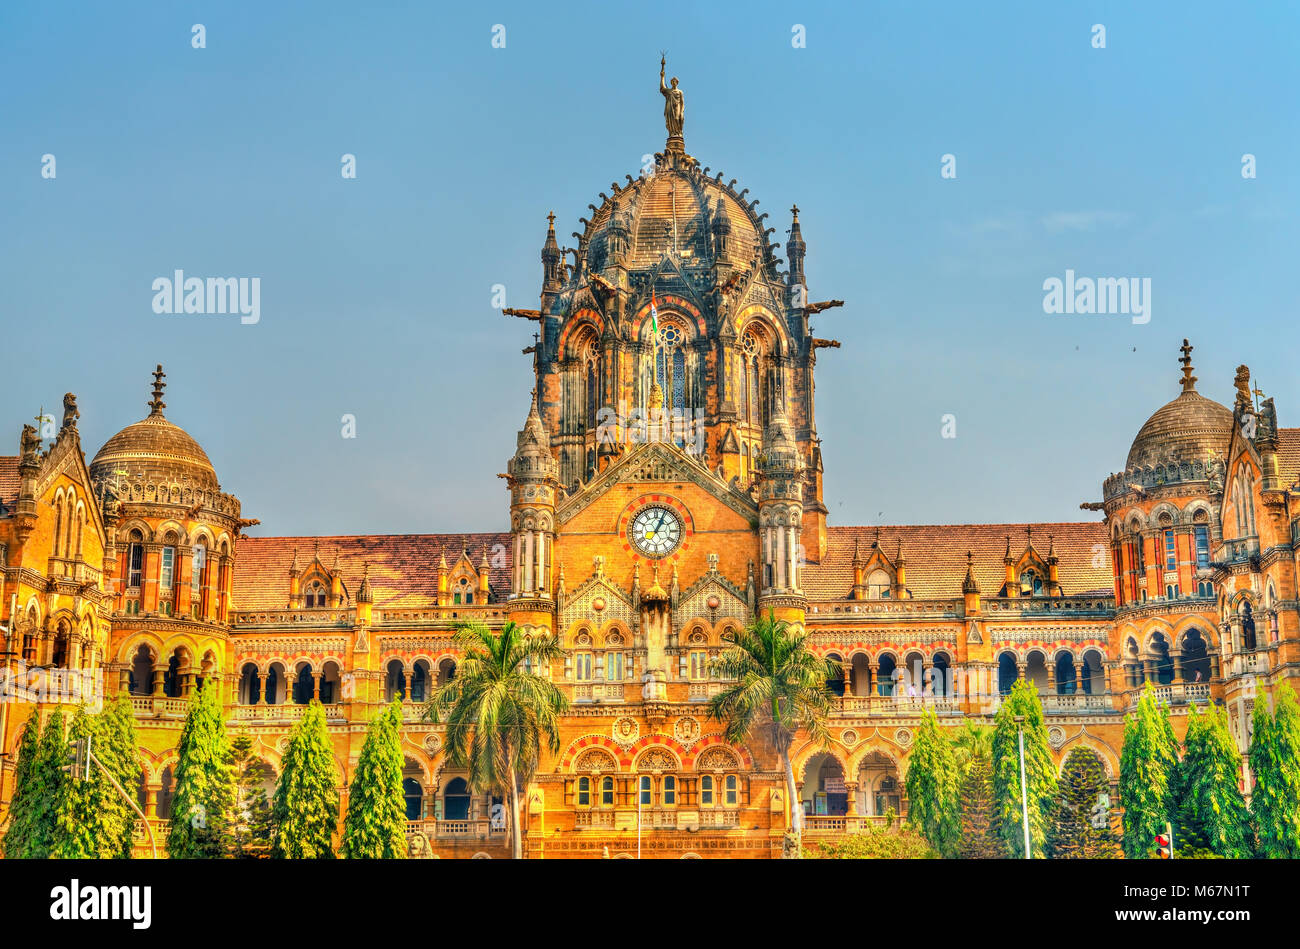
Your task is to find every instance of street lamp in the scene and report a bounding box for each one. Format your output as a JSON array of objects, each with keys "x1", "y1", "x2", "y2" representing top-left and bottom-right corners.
[{"x1": 1014, "y1": 714, "x2": 1031, "y2": 858}]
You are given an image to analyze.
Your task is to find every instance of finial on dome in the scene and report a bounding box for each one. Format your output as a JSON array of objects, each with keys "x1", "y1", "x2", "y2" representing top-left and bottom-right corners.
[
  {"x1": 546, "y1": 210, "x2": 555, "y2": 230},
  {"x1": 790, "y1": 204, "x2": 799, "y2": 222},
  {"x1": 1179, "y1": 339, "x2": 1197, "y2": 393},
  {"x1": 149, "y1": 364, "x2": 167, "y2": 417}
]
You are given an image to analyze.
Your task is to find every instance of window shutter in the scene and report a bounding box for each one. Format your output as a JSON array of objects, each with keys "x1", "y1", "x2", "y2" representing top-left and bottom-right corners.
[
  {"x1": 681, "y1": 777, "x2": 696, "y2": 806},
  {"x1": 740, "y1": 777, "x2": 751, "y2": 805},
  {"x1": 618, "y1": 777, "x2": 632, "y2": 807},
  {"x1": 563, "y1": 780, "x2": 574, "y2": 806}
]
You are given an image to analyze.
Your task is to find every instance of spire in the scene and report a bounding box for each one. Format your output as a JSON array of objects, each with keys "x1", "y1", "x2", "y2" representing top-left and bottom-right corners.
[
  {"x1": 1004, "y1": 535, "x2": 1013, "y2": 563},
  {"x1": 1047, "y1": 533, "x2": 1058, "y2": 564},
  {"x1": 357, "y1": 563, "x2": 373, "y2": 603},
  {"x1": 1179, "y1": 339, "x2": 1197, "y2": 394},
  {"x1": 786, "y1": 204, "x2": 806, "y2": 288},
  {"x1": 542, "y1": 211, "x2": 562, "y2": 292},
  {"x1": 962, "y1": 551, "x2": 980, "y2": 594},
  {"x1": 148, "y1": 364, "x2": 167, "y2": 417}
]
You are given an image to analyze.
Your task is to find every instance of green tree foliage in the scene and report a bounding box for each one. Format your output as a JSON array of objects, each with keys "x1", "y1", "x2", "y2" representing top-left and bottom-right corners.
[
  {"x1": 957, "y1": 746, "x2": 1002, "y2": 858},
  {"x1": 1249, "y1": 685, "x2": 1300, "y2": 858},
  {"x1": 98, "y1": 693, "x2": 144, "y2": 857},
  {"x1": 1176, "y1": 703, "x2": 1252, "y2": 858},
  {"x1": 228, "y1": 733, "x2": 275, "y2": 858},
  {"x1": 341, "y1": 701, "x2": 407, "y2": 859},
  {"x1": 167, "y1": 680, "x2": 235, "y2": 858},
  {"x1": 904, "y1": 709, "x2": 960, "y2": 857},
  {"x1": 426, "y1": 621, "x2": 569, "y2": 859},
  {"x1": 50, "y1": 707, "x2": 112, "y2": 858},
  {"x1": 272, "y1": 700, "x2": 340, "y2": 858},
  {"x1": 1054, "y1": 746, "x2": 1119, "y2": 858},
  {"x1": 1119, "y1": 684, "x2": 1179, "y2": 858},
  {"x1": 20, "y1": 708, "x2": 69, "y2": 858},
  {"x1": 2, "y1": 712, "x2": 43, "y2": 858},
  {"x1": 805, "y1": 823, "x2": 937, "y2": 859},
  {"x1": 707, "y1": 610, "x2": 835, "y2": 844},
  {"x1": 991, "y1": 679, "x2": 1057, "y2": 857}
]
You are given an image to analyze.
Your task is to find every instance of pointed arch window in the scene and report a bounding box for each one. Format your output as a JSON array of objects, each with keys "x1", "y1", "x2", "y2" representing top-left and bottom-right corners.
[{"x1": 304, "y1": 581, "x2": 327, "y2": 608}]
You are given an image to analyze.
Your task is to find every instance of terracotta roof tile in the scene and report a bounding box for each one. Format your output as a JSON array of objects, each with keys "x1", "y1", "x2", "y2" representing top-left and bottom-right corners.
[
  {"x1": 233, "y1": 533, "x2": 512, "y2": 611},
  {"x1": 0, "y1": 456, "x2": 19, "y2": 510},
  {"x1": 804, "y1": 522, "x2": 1113, "y2": 601},
  {"x1": 1277, "y1": 428, "x2": 1300, "y2": 487}
]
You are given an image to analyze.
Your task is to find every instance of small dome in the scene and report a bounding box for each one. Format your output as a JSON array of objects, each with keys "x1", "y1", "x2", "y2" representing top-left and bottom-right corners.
[
  {"x1": 1125, "y1": 342, "x2": 1233, "y2": 469},
  {"x1": 89, "y1": 365, "x2": 220, "y2": 493}
]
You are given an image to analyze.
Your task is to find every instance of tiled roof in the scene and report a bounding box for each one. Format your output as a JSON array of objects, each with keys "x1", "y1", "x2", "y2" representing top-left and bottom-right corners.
[
  {"x1": 1277, "y1": 429, "x2": 1300, "y2": 487},
  {"x1": 233, "y1": 533, "x2": 512, "y2": 611},
  {"x1": 0, "y1": 456, "x2": 19, "y2": 510},
  {"x1": 803, "y1": 522, "x2": 1113, "y2": 601}
]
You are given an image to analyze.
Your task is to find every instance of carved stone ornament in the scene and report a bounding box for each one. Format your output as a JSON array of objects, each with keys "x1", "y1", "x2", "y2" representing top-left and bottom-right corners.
[
  {"x1": 613, "y1": 717, "x2": 639, "y2": 744},
  {"x1": 673, "y1": 716, "x2": 701, "y2": 745},
  {"x1": 894, "y1": 727, "x2": 913, "y2": 747}
]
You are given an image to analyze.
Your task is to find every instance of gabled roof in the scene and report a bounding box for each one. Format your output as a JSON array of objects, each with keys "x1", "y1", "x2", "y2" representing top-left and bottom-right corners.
[
  {"x1": 233, "y1": 533, "x2": 511, "y2": 611},
  {"x1": 802, "y1": 522, "x2": 1113, "y2": 601}
]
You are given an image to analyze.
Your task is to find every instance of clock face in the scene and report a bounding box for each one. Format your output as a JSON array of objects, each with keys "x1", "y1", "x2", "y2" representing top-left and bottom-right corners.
[{"x1": 629, "y1": 506, "x2": 683, "y2": 558}]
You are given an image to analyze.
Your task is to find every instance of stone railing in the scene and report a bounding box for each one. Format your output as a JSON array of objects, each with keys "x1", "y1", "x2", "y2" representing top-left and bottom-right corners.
[
  {"x1": 130, "y1": 696, "x2": 191, "y2": 719},
  {"x1": 1042, "y1": 693, "x2": 1114, "y2": 713},
  {"x1": 697, "y1": 808, "x2": 741, "y2": 829},
  {"x1": 573, "y1": 682, "x2": 626, "y2": 703},
  {"x1": 688, "y1": 681, "x2": 724, "y2": 701},
  {"x1": 802, "y1": 814, "x2": 891, "y2": 835},
  {"x1": 1149, "y1": 683, "x2": 1213, "y2": 706},
  {"x1": 574, "y1": 810, "x2": 617, "y2": 829},
  {"x1": 835, "y1": 694, "x2": 962, "y2": 715}
]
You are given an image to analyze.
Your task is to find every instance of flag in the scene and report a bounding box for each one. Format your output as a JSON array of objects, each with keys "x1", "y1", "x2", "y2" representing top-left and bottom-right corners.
[{"x1": 650, "y1": 289, "x2": 659, "y2": 338}]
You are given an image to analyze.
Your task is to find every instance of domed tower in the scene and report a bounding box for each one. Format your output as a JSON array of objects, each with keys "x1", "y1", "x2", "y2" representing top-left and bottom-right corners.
[
  {"x1": 505, "y1": 390, "x2": 560, "y2": 632},
  {"x1": 511, "y1": 61, "x2": 841, "y2": 561},
  {"x1": 1102, "y1": 341, "x2": 1230, "y2": 687},
  {"x1": 89, "y1": 366, "x2": 243, "y2": 702}
]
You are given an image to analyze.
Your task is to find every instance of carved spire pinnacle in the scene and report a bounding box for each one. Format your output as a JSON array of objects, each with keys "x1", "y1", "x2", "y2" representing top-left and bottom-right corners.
[
  {"x1": 1179, "y1": 338, "x2": 1197, "y2": 394},
  {"x1": 962, "y1": 551, "x2": 979, "y2": 594},
  {"x1": 149, "y1": 364, "x2": 167, "y2": 417}
]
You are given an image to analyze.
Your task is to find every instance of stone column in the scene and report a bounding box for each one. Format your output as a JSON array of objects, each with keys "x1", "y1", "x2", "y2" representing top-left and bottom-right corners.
[{"x1": 152, "y1": 663, "x2": 166, "y2": 697}]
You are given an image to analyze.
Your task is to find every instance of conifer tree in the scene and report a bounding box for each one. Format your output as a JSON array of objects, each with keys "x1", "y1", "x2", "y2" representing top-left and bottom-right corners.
[
  {"x1": 341, "y1": 700, "x2": 407, "y2": 859},
  {"x1": 1249, "y1": 685, "x2": 1300, "y2": 858},
  {"x1": 272, "y1": 700, "x2": 340, "y2": 858},
  {"x1": 21, "y1": 707, "x2": 69, "y2": 858},
  {"x1": 1176, "y1": 703, "x2": 1252, "y2": 858},
  {"x1": 167, "y1": 680, "x2": 235, "y2": 858},
  {"x1": 956, "y1": 746, "x2": 1002, "y2": 858},
  {"x1": 98, "y1": 691, "x2": 144, "y2": 857},
  {"x1": 904, "y1": 708, "x2": 960, "y2": 857},
  {"x1": 1054, "y1": 746, "x2": 1119, "y2": 858},
  {"x1": 1119, "y1": 684, "x2": 1179, "y2": 858},
  {"x1": 50, "y1": 706, "x2": 113, "y2": 858},
  {"x1": 991, "y1": 679, "x2": 1057, "y2": 857},
  {"x1": 228, "y1": 733, "x2": 274, "y2": 858},
  {"x1": 2, "y1": 712, "x2": 43, "y2": 858}
]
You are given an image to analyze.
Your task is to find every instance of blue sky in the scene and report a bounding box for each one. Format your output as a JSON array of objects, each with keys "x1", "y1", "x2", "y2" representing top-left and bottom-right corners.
[{"x1": 1, "y1": 1, "x2": 1295, "y2": 536}]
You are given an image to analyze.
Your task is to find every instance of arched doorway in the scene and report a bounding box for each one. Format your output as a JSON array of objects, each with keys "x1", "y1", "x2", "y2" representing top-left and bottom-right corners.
[
  {"x1": 386, "y1": 660, "x2": 407, "y2": 702},
  {"x1": 876, "y1": 655, "x2": 897, "y2": 696},
  {"x1": 856, "y1": 751, "x2": 903, "y2": 818},
  {"x1": 238, "y1": 663, "x2": 261, "y2": 704},
  {"x1": 443, "y1": 777, "x2": 471, "y2": 821},
  {"x1": 1055, "y1": 653, "x2": 1077, "y2": 694},
  {"x1": 1180, "y1": 629, "x2": 1211, "y2": 683},
  {"x1": 997, "y1": 653, "x2": 1019, "y2": 695},
  {"x1": 824, "y1": 653, "x2": 845, "y2": 697},
  {"x1": 800, "y1": 753, "x2": 847, "y2": 817}
]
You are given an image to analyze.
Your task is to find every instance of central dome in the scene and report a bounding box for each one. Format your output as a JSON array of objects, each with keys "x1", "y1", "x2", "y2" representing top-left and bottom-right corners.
[
  {"x1": 581, "y1": 164, "x2": 767, "y2": 274},
  {"x1": 89, "y1": 365, "x2": 220, "y2": 495},
  {"x1": 1125, "y1": 342, "x2": 1233, "y2": 469}
]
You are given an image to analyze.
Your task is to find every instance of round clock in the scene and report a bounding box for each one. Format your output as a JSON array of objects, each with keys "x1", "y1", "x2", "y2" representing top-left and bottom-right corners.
[{"x1": 629, "y1": 505, "x2": 683, "y2": 558}]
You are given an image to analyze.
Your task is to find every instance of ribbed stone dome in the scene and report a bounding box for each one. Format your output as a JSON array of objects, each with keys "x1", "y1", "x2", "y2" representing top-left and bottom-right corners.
[
  {"x1": 1126, "y1": 388, "x2": 1233, "y2": 470},
  {"x1": 89, "y1": 365, "x2": 220, "y2": 494}
]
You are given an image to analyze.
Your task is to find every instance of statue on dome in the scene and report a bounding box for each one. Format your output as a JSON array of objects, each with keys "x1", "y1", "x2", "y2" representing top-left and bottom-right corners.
[{"x1": 659, "y1": 54, "x2": 684, "y2": 139}]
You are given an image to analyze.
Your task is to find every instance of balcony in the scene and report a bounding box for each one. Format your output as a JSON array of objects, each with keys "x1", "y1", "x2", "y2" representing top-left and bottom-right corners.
[
  {"x1": 688, "y1": 681, "x2": 724, "y2": 701},
  {"x1": 230, "y1": 703, "x2": 347, "y2": 724},
  {"x1": 572, "y1": 682, "x2": 625, "y2": 703},
  {"x1": 835, "y1": 694, "x2": 962, "y2": 716},
  {"x1": 1042, "y1": 693, "x2": 1114, "y2": 713},
  {"x1": 406, "y1": 818, "x2": 506, "y2": 839},
  {"x1": 803, "y1": 815, "x2": 891, "y2": 835},
  {"x1": 1151, "y1": 683, "x2": 1212, "y2": 706},
  {"x1": 130, "y1": 696, "x2": 190, "y2": 719}
]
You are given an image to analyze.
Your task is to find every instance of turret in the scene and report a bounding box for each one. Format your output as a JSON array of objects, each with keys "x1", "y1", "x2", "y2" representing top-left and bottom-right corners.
[
  {"x1": 962, "y1": 552, "x2": 981, "y2": 614},
  {"x1": 1002, "y1": 536, "x2": 1017, "y2": 598},
  {"x1": 541, "y1": 211, "x2": 563, "y2": 307},
  {"x1": 506, "y1": 390, "x2": 559, "y2": 601},
  {"x1": 785, "y1": 204, "x2": 806, "y2": 298},
  {"x1": 757, "y1": 400, "x2": 806, "y2": 618},
  {"x1": 356, "y1": 563, "x2": 373, "y2": 626}
]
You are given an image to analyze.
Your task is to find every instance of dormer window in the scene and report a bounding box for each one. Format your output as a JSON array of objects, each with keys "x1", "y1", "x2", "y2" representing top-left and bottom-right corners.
[
  {"x1": 867, "y1": 570, "x2": 891, "y2": 600},
  {"x1": 305, "y1": 581, "x2": 327, "y2": 608},
  {"x1": 1019, "y1": 570, "x2": 1043, "y2": 597}
]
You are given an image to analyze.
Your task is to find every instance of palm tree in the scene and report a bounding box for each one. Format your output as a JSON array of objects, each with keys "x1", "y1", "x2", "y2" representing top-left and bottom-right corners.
[
  {"x1": 707, "y1": 610, "x2": 836, "y2": 843},
  {"x1": 952, "y1": 720, "x2": 994, "y2": 769},
  {"x1": 424, "y1": 620, "x2": 568, "y2": 859}
]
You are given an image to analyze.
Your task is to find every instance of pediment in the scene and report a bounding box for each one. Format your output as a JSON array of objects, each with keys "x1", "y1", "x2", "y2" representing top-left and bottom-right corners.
[{"x1": 557, "y1": 440, "x2": 757, "y2": 525}]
